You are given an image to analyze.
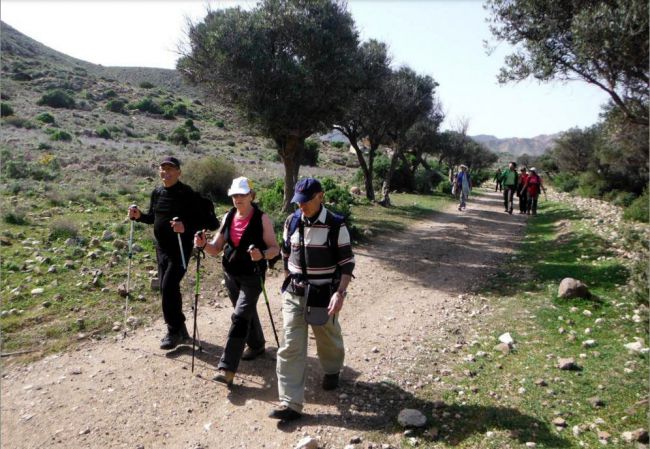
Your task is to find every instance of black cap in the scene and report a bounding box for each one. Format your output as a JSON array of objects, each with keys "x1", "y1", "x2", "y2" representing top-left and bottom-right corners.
[{"x1": 160, "y1": 156, "x2": 181, "y2": 168}]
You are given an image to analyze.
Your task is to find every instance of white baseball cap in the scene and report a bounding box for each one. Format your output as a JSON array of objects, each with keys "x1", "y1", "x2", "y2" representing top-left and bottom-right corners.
[{"x1": 227, "y1": 177, "x2": 253, "y2": 196}]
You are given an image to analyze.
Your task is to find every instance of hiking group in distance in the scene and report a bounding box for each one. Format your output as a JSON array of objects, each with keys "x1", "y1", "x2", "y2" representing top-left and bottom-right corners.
[{"x1": 127, "y1": 156, "x2": 355, "y2": 423}]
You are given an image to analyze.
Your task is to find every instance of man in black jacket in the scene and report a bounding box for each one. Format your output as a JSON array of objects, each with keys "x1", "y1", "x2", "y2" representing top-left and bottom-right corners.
[{"x1": 128, "y1": 156, "x2": 201, "y2": 349}]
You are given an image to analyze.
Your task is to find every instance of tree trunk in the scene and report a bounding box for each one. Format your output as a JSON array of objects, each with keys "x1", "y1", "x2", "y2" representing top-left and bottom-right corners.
[
  {"x1": 350, "y1": 143, "x2": 375, "y2": 202},
  {"x1": 366, "y1": 144, "x2": 380, "y2": 202},
  {"x1": 379, "y1": 148, "x2": 400, "y2": 207},
  {"x1": 278, "y1": 134, "x2": 304, "y2": 213}
]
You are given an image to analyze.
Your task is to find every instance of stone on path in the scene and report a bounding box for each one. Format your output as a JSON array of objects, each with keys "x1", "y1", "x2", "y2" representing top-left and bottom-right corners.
[
  {"x1": 397, "y1": 409, "x2": 427, "y2": 428},
  {"x1": 558, "y1": 278, "x2": 591, "y2": 299},
  {"x1": 294, "y1": 436, "x2": 319, "y2": 449}
]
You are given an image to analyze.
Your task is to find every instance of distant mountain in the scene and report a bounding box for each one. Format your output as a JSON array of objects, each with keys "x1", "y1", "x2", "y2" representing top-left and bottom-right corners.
[{"x1": 471, "y1": 133, "x2": 560, "y2": 157}]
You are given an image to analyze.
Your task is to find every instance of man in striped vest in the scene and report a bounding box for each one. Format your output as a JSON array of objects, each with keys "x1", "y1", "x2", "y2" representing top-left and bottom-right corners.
[{"x1": 269, "y1": 178, "x2": 355, "y2": 422}]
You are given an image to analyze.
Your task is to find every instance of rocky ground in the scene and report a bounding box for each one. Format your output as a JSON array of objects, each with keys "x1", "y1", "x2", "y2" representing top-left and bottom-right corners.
[{"x1": 0, "y1": 190, "x2": 543, "y2": 449}]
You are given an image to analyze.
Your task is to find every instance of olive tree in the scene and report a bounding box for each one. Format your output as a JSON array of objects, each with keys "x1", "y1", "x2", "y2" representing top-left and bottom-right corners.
[{"x1": 178, "y1": 0, "x2": 359, "y2": 211}]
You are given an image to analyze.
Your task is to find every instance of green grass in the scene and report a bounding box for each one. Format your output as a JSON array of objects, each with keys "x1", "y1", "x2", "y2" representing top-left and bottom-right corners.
[{"x1": 408, "y1": 201, "x2": 648, "y2": 448}]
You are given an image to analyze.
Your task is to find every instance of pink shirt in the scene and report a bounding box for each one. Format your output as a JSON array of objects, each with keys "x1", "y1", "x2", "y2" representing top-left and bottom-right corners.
[{"x1": 230, "y1": 210, "x2": 253, "y2": 247}]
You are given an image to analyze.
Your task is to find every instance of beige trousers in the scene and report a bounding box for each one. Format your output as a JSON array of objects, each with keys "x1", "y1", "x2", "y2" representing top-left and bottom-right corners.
[{"x1": 276, "y1": 291, "x2": 344, "y2": 412}]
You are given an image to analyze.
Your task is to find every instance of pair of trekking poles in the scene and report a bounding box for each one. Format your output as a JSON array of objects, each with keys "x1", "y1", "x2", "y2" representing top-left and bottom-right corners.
[{"x1": 124, "y1": 208, "x2": 279, "y2": 373}]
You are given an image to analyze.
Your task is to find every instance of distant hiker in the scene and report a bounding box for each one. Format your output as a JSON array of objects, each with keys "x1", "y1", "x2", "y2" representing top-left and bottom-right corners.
[
  {"x1": 128, "y1": 156, "x2": 204, "y2": 350},
  {"x1": 269, "y1": 178, "x2": 355, "y2": 422},
  {"x1": 500, "y1": 161, "x2": 519, "y2": 214},
  {"x1": 521, "y1": 167, "x2": 546, "y2": 215},
  {"x1": 455, "y1": 164, "x2": 472, "y2": 211},
  {"x1": 194, "y1": 177, "x2": 279, "y2": 386},
  {"x1": 517, "y1": 167, "x2": 529, "y2": 214},
  {"x1": 493, "y1": 168, "x2": 503, "y2": 192}
]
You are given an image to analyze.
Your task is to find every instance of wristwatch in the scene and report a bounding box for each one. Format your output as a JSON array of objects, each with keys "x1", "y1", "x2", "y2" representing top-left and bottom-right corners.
[{"x1": 337, "y1": 290, "x2": 347, "y2": 298}]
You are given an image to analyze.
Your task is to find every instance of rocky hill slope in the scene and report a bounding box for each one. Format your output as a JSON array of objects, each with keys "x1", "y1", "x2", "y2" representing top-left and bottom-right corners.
[{"x1": 471, "y1": 133, "x2": 559, "y2": 157}]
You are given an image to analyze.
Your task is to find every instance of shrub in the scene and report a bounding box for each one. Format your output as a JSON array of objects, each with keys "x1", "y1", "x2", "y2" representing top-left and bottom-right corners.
[
  {"x1": 162, "y1": 108, "x2": 176, "y2": 120},
  {"x1": 37, "y1": 89, "x2": 75, "y2": 109},
  {"x1": 49, "y1": 218, "x2": 79, "y2": 240},
  {"x1": 1, "y1": 102, "x2": 14, "y2": 117},
  {"x1": 552, "y1": 172, "x2": 579, "y2": 193},
  {"x1": 156, "y1": 132, "x2": 167, "y2": 141},
  {"x1": 182, "y1": 156, "x2": 237, "y2": 202},
  {"x1": 132, "y1": 164, "x2": 155, "y2": 177},
  {"x1": 414, "y1": 167, "x2": 444, "y2": 194},
  {"x1": 106, "y1": 99, "x2": 127, "y2": 114},
  {"x1": 257, "y1": 179, "x2": 285, "y2": 217},
  {"x1": 321, "y1": 177, "x2": 353, "y2": 221},
  {"x1": 130, "y1": 97, "x2": 163, "y2": 115},
  {"x1": 103, "y1": 89, "x2": 117, "y2": 99},
  {"x1": 603, "y1": 190, "x2": 637, "y2": 207},
  {"x1": 169, "y1": 127, "x2": 189, "y2": 145},
  {"x1": 623, "y1": 189, "x2": 649, "y2": 223},
  {"x1": 302, "y1": 139, "x2": 319, "y2": 166},
  {"x1": 331, "y1": 141, "x2": 345, "y2": 149},
  {"x1": 139, "y1": 81, "x2": 155, "y2": 89},
  {"x1": 215, "y1": 119, "x2": 225, "y2": 128},
  {"x1": 577, "y1": 171, "x2": 608, "y2": 198},
  {"x1": 3, "y1": 116, "x2": 35, "y2": 129},
  {"x1": 3, "y1": 208, "x2": 28, "y2": 225},
  {"x1": 50, "y1": 130, "x2": 72, "y2": 141},
  {"x1": 35, "y1": 112, "x2": 55, "y2": 124},
  {"x1": 96, "y1": 127, "x2": 112, "y2": 139},
  {"x1": 188, "y1": 130, "x2": 201, "y2": 141},
  {"x1": 173, "y1": 102, "x2": 188, "y2": 116},
  {"x1": 37, "y1": 142, "x2": 52, "y2": 150}
]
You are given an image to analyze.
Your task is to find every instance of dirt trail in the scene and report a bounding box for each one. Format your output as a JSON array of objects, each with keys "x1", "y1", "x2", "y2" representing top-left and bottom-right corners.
[{"x1": 1, "y1": 190, "x2": 527, "y2": 449}]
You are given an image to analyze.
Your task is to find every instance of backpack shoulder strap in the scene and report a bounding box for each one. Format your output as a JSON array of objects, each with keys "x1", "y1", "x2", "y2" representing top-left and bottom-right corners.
[{"x1": 221, "y1": 207, "x2": 237, "y2": 243}]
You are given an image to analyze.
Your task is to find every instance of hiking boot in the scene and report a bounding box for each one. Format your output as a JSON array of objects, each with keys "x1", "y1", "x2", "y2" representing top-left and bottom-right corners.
[
  {"x1": 160, "y1": 332, "x2": 182, "y2": 350},
  {"x1": 508, "y1": 209, "x2": 513, "y2": 214},
  {"x1": 241, "y1": 345, "x2": 265, "y2": 361},
  {"x1": 179, "y1": 324, "x2": 191, "y2": 342},
  {"x1": 268, "y1": 405, "x2": 302, "y2": 421},
  {"x1": 322, "y1": 372, "x2": 340, "y2": 391},
  {"x1": 213, "y1": 369, "x2": 235, "y2": 387}
]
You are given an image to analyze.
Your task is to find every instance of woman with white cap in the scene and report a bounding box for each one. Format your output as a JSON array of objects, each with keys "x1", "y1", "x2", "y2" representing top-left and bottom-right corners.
[{"x1": 194, "y1": 177, "x2": 279, "y2": 386}]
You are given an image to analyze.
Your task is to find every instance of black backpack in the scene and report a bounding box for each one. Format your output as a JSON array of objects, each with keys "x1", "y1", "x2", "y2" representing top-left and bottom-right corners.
[{"x1": 195, "y1": 192, "x2": 220, "y2": 231}]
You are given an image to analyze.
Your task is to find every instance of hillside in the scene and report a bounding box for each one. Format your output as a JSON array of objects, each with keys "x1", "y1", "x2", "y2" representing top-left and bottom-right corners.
[{"x1": 471, "y1": 133, "x2": 559, "y2": 157}]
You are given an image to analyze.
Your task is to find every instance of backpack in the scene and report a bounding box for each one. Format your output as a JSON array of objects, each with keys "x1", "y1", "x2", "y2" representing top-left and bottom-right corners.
[
  {"x1": 283, "y1": 209, "x2": 345, "y2": 262},
  {"x1": 195, "y1": 192, "x2": 220, "y2": 231},
  {"x1": 528, "y1": 174, "x2": 540, "y2": 185}
]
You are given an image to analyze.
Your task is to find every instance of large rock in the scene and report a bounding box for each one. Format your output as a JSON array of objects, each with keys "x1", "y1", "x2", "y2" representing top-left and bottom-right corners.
[
  {"x1": 397, "y1": 409, "x2": 427, "y2": 428},
  {"x1": 558, "y1": 278, "x2": 591, "y2": 299},
  {"x1": 557, "y1": 357, "x2": 581, "y2": 371}
]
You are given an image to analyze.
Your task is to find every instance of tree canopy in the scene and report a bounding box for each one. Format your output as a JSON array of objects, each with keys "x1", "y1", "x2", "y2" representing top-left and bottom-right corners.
[
  {"x1": 486, "y1": 0, "x2": 649, "y2": 125},
  {"x1": 178, "y1": 0, "x2": 359, "y2": 210}
]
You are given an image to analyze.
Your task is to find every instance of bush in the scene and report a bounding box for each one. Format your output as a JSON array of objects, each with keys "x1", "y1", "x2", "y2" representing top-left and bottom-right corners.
[
  {"x1": 552, "y1": 172, "x2": 579, "y2": 192},
  {"x1": 215, "y1": 120, "x2": 225, "y2": 128},
  {"x1": 3, "y1": 116, "x2": 35, "y2": 129},
  {"x1": 96, "y1": 127, "x2": 112, "y2": 139},
  {"x1": 50, "y1": 130, "x2": 72, "y2": 141},
  {"x1": 331, "y1": 141, "x2": 345, "y2": 149},
  {"x1": 577, "y1": 171, "x2": 608, "y2": 198},
  {"x1": 603, "y1": 190, "x2": 637, "y2": 207},
  {"x1": 49, "y1": 218, "x2": 79, "y2": 240},
  {"x1": 139, "y1": 81, "x2": 155, "y2": 89},
  {"x1": 106, "y1": 99, "x2": 127, "y2": 114},
  {"x1": 414, "y1": 167, "x2": 444, "y2": 194},
  {"x1": 103, "y1": 89, "x2": 117, "y2": 99},
  {"x1": 162, "y1": 108, "x2": 176, "y2": 120},
  {"x1": 302, "y1": 139, "x2": 319, "y2": 166},
  {"x1": 172, "y1": 102, "x2": 189, "y2": 116},
  {"x1": 182, "y1": 157, "x2": 237, "y2": 202},
  {"x1": 3, "y1": 208, "x2": 28, "y2": 225},
  {"x1": 257, "y1": 179, "x2": 285, "y2": 217},
  {"x1": 321, "y1": 177, "x2": 353, "y2": 221},
  {"x1": 188, "y1": 130, "x2": 201, "y2": 141},
  {"x1": 169, "y1": 127, "x2": 189, "y2": 145},
  {"x1": 35, "y1": 112, "x2": 55, "y2": 124},
  {"x1": 623, "y1": 189, "x2": 649, "y2": 223},
  {"x1": 37, "y1": 89, "x2": 75, "y2": 109},
  {"x1": 130, "y1": 97, "x2": 163, "y2": 115},
  {"x1": 1, "y1": 102, "x2": 14, "y2": 117}
]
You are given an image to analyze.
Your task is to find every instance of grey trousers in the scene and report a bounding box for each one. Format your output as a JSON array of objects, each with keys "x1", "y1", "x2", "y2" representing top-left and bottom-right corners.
[
  {"x1": 219, "y1": 272, "x2": 266, "y2": 372},
  {"x1": 276, "y1": 291, "x2": 344, "y2": 413}
]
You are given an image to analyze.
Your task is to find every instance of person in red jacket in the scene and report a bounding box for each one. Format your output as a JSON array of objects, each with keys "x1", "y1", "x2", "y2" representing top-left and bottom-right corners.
[
  {"x1": 517, "y1": 167, "x2": 529, "y2": 214},
  {"x1": 521, "y1": 168, "x2": 546, "y2": 215}
]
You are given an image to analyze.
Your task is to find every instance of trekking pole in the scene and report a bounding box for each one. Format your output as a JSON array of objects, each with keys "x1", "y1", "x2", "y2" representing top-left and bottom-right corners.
[
  {"x1": 191, "y1": 239, "x2": 205, "y2": 373},
  {"x1": 124, "y1": 204, "x2": 137, "y2": 337},
  {"x1": 248, "y1": 245, "x2": 280, "y2": 347},
  {"x1": 172, "y1": 216, "x2": 187, "y2": 270}
]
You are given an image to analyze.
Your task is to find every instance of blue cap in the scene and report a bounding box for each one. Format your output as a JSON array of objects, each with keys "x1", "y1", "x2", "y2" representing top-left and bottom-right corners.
[
  {"x1": 160, "y1": 156, "x2": 181, "y2": 168},
  {"x1": 291, "y1": 178, "x2": 322, "y2": 203}
]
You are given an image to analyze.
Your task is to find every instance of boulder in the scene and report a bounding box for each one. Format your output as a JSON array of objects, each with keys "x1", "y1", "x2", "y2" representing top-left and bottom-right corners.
[
  {"x1": 397, "y1": 409, "x2": 427, "y2": 428},
  {"x1": 557, "y1": 357, "x2": 581, "y2": 371},
  {"x1": 558, "y1": 278, "x2": 590, "y2": 299},
  {"x1": 294, "y1": 437, "x2": 318, "y2": 449}
]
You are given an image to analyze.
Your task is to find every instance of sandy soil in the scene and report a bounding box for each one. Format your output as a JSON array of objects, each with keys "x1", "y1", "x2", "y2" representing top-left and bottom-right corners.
[{"x1": 1, "y1": 189, "x2": 527, "y2": 449}]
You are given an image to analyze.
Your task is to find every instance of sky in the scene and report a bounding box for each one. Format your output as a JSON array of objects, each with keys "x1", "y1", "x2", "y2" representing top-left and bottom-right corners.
[{"x1": 1, "y1": 0, "x2": 611, "y2": 138}]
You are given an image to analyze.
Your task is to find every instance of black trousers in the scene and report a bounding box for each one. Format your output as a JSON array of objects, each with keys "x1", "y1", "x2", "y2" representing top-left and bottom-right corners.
[
  {"x1": 156, "y1": 247, "x2": 189, "y2": 332},
  {"x1": 219, "y1": 272, "x2": 266, "y2": 372},
  {"x1": 527, "y1": 194, "x2": 539, "y2": 214},
  {"x1": 519, "y1": 191, "x2": 528, "y2": 213}
]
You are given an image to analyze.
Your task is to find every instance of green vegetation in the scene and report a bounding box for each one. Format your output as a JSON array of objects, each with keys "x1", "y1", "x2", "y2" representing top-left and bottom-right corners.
[
  {"x1": 49, "y1": 130, "x2": 72, "y2": 141},
  {"x1": 412, "y1": 201, "x2": 648, "y2": 448},
  {"x1": 106, "y1": 99, "x2": 127, "y2": 114},
  {"x1": 139, "y1": 81, "x2": 155, "y2": 89},
  {"x1": 95, "y1": 127, "x2": 112, "y2": 140},
  {"x1": 3, "y1": 116, "x2": 35, "y2": 129},
  {"x1": 1, "y1": 102, "x2": 14, "y2": 117},
  {"x1": 129, "y1": 97, "x2": 163, "y2": 115},
  {"x1": 37, "y1": 89, "x2": 76, "y2": 109},
  {"x1": 35, "y1": 112, "x2": 55, "y2": 124},
  {"x1": 623, "y1": 190, "x2": 649, "y2": 223},
  {"x1": 182, "y1": 156, "x2": 236, "y2": 202}
]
